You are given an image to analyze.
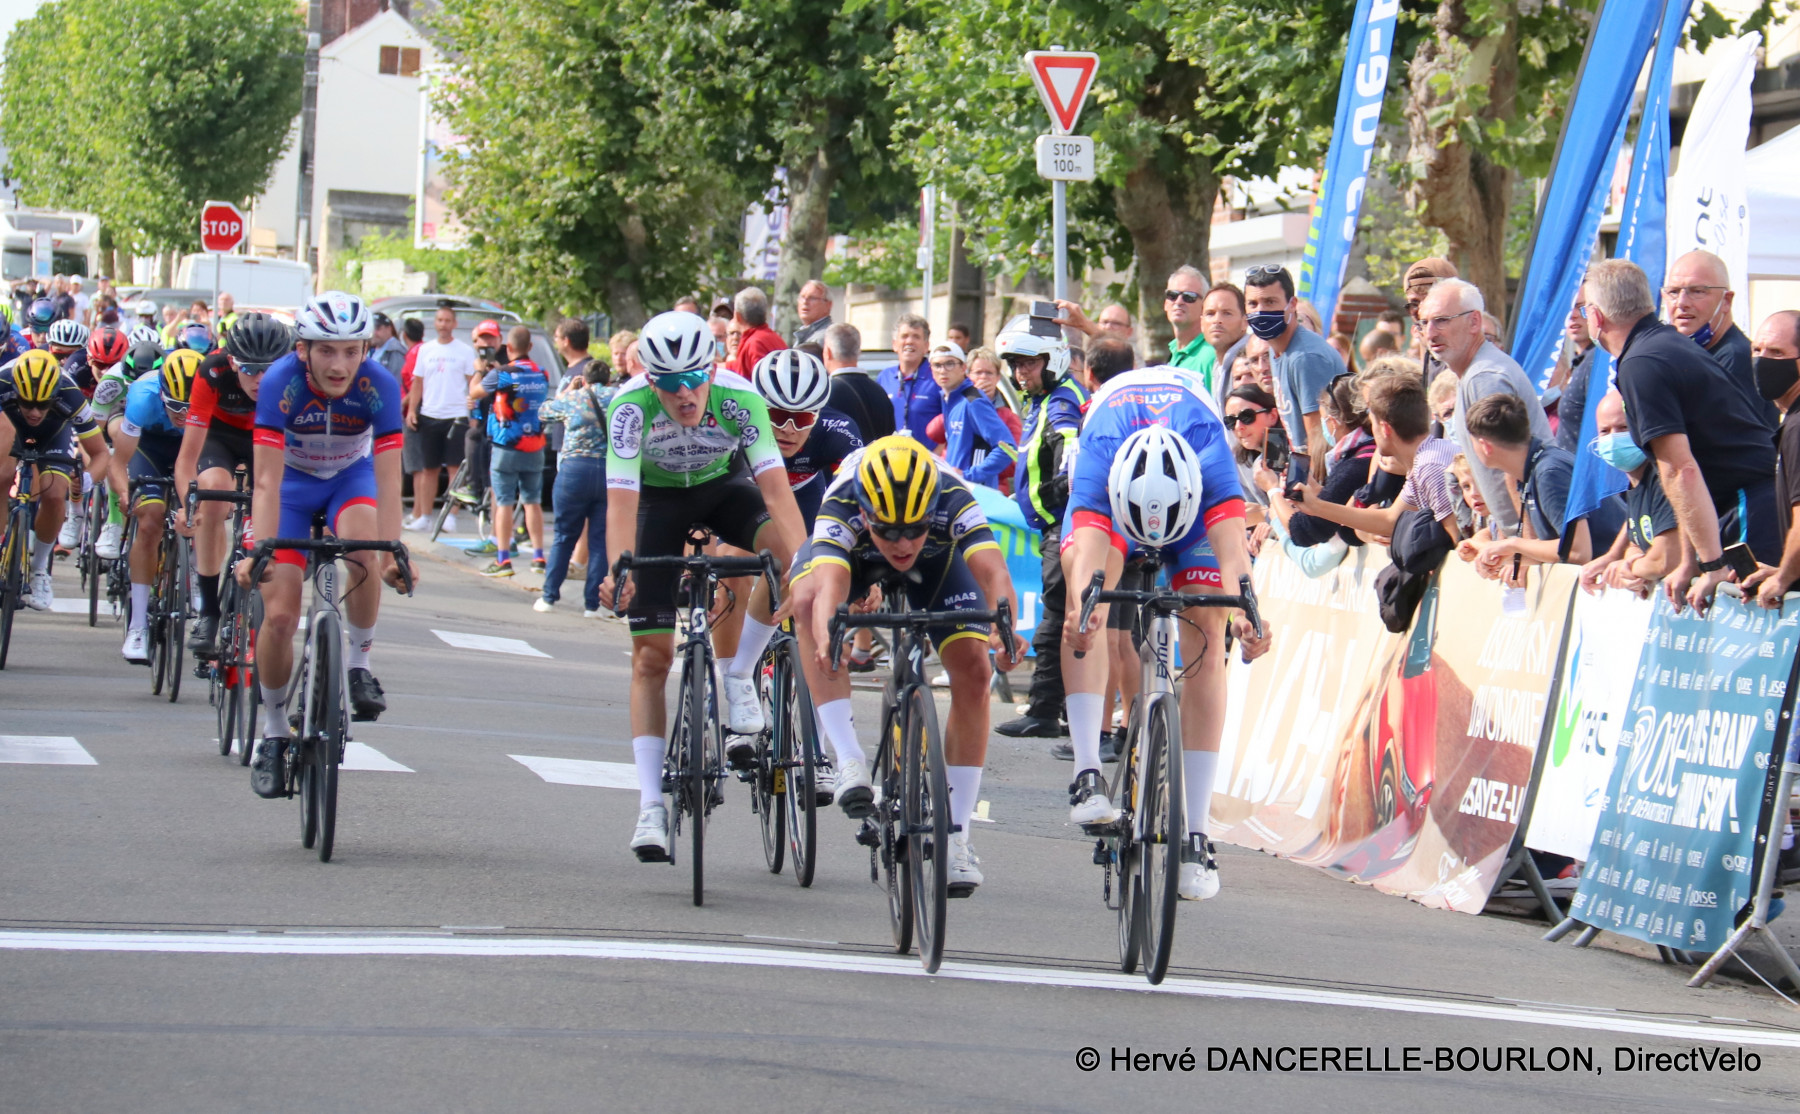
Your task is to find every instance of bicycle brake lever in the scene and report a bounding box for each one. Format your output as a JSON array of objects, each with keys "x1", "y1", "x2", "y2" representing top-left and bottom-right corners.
[
  {"x1": 1072, "y1": 570, "x2": 1105, "y2": 659},
  {"x1": 828, "y1": 603, "x2": 850, "y2": 671}
]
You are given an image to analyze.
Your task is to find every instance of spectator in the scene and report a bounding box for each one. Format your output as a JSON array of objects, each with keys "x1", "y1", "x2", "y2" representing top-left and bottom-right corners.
[
  {"x1": 1584, "y1": 258, "x2": 1779, "y2": 608},
  {"x1": 215, "y1": 292, "x2": 238, "y2": 338},
  {"x1": 1223, "y1": 384, "x2": 1281, "y2": 512},
  {"x1": 725, "y1": 318, "x2": 744, "y2": 366},
  {"x1": 399, "y1": 316, "x2": 428, "y2": 488},
  {"x1": 1663, "y1": 249, "x2": 1777, "y2": 433},
  {"x1": 535, "y1": 348, "x2": 614, "y2": 617},
  {"x1": 1294, "y1": 298, "x2": 1325, "y2": 335},
  {"x1": 946, "y1": 321, "x2": 975, "y2": 352},
  {"x1": 1162, "y1": 264, "x2": 1216, "y2": 391},
  {"x1": 928, "y1": 340, "x2": 1016, "y2": 487},
  {"x1": 607, "y1": 329, "x2": 639, "y2": 378},
  {"x1": 188, "y1": 299, "x2": 211, "y2": 328},
  {"x1": 821, "y1": 322, "x2": 892, "y2": 443},
  {"x1": 1427, "y1": 369, "x2": 1457, "y2": 438},
  {"x1": 405, "y1": 305, "x2": 477, "y2": 531},
  {"x1": 477, "y1": 325, "x2": 552, "y2": 576},
  {"x1": 1554, "y1": 294, "x2": 1598, "y2": 453},
  {"x1": 1055, "y1": 300, "x2": 1135, "y2": 346},
  {"x1": 708, "y1": 301, "x2": 732, "y2": 363},
  {"x1": 672, "y1": 296, "x2": 702, "y2": 315},
  {"x1": 1244, "y1": 264, "x2": 1340, "y2": 484},
  {"x1": 1097, "y1": 303, "x2": 1133, "y2": 338},
  {"x1": 1404, "y1": 257, "x2": 1458, "y2": 375},
  {"x1": 1260, "y1": 370, "x2": 1379, "y2": 550},
  {"x1": 792, "y1": 280, "x2": 833, "y2": 347},
  {"x1": 1461, "y1": 392, "x2": 1623, "y2": 570},
  {"x1": 878, "y1": 312, "x2": 940, "y2": 442},
  {"x1": 556, "y1": 318, "x2": 599, "y2": 386},
  {"x1": 50, "y1": 276, "x2": 75, "y2": 322},
  {"x1": 1327, "y1": 331, "x2": 1356, "y2": 368},
  {"x1": 1449, "y1": 454, "x2": 1493, "y2": 538},
  {"x1": 1480, "y1": 312, "x2": 1503, "y2": 347},
  {"x1": 1375, "y1": 308, "x2": 1408, "y2": 342},
  {"x1": 94, "y1": 275, "x2": 115, "y2": 307},
  {"x1": 159, "y1": 303, "x2": 182, "y2": 347},
  {"x1": 1359, "y1": 326, "x2": 1400, "y2": 365},
  {"x1": 371, "y1": 313, "x2": 405, "y2": 377},
  {"x1": 68, "y1": 277, "x2": 90, "y2": 325},
  {"x1": 1203, "y1": 282, "x2": 1249, "y2": 408},
  {"x1": 1236, "y1": 334, "x2": 1276, "y2": 395},
  {"x1": 730, "y1": 286, "x2": 785, "y2": 376},
  {"x1": 966, "y1": 346, "x2": 1024, "y2": 442},
  {"x1": 1578, "y1": 389, "x2": 1679, "y2": 597},
  {"x1": 1747, "y1": 311, "x2": 1800, "y2": 608},
  {"x1": 1418, "y1": 277, "x2": 1551, "y2": 536}
]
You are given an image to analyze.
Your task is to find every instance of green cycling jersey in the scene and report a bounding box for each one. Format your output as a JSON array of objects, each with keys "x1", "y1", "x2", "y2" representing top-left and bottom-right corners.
[{"x1": 604, "y1": 369, "x2": 783, "y2": 491}]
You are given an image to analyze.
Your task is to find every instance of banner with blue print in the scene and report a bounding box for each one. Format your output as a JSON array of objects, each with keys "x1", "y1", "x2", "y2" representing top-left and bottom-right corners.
[
  {"x1": 971, "y1": 483, "x2": 1043, "y2": 643},
  {"x1": 1298, "y1": 0, "x2": 1399, "y2": 329},
  {"x1": 1568, "y1": 592, "x2": 1800, "y2": 951}
]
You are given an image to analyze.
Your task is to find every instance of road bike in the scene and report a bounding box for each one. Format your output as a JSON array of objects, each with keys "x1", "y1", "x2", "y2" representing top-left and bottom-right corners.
[
  {"x1": 190, "y1": 473, "x2": 258, "y2": 763},
  {"x1": 77, "y1": 477, "x2": 109, "y2": 626},
  {"x1": 126, "y1": 476, "x2": 192, "y2": 702},
  {"x1": 0, "y1": 450, "x2": 49, "y2": 669},
  {"x1": 429, "y1": 456, "x2": 494, "y2": 544},
  {"x1": 752, "y1": 617, "x2": 828, "y2": 888},
  {"x1": 612, "y1": 532, "x2": 780, "y2": 907},
  {"x1": 1073, "y1": 562, "x2": 1261, "y2": 986},
  {"x1": 828, "y1": 584, "x2": 1014, "y2": 974},
  {"x1": 246, "y1": 531, "x2": 413, "y2": 862}
]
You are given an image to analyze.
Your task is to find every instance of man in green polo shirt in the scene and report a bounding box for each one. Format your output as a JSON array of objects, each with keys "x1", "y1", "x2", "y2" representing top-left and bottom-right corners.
[{"x1": 1163, "y1": 264, "x2": 1215, "y2": 392}]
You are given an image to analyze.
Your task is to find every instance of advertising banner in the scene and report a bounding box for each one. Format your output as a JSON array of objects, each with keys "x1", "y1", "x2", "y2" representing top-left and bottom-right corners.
[
  {"x1": 1526, "y1": 588, "x2": 1656, "y2": 860},
  {"x1": 970, "y1": 484, "x2": 1043, "y2": 641},
  {"x1": 1569, "y1": 593, "x2": 1798, "y2": 950}
]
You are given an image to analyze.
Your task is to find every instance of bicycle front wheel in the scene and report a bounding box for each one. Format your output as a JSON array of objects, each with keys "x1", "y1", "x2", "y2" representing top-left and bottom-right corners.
[
  {"x1": 903, "y1": 684, "x2": 950, "y2": 974},
  {"x1": 756, "y1": 646, "x2": 787, "y2": 876},
  {"x1": 876, "y1": 684, "x2": 913, "y2": 955},
  {"x1": 429, "y1": 461, "x2": 463, "y2": 542},
  {"x1": 1113, "y1": 696, "x2": 1145, "y2": 975},
  {"x1": 164, "y1": 536, "x2": 189, "y2": 703},
  {"x1": 783, "y1": 640, "x2": 819, "y2": 889},
  {"x1": 683, "y1": 645, "x2": 710, "y2": 906},
  {"x1": 308, "y1": 612, "x2": 345, "y2": 862},
  {"x1": 0, "y1": 509, "x2": 22, "y2": 671},
  {"x1": 1136, "y1": 694, "x2": 1185, "y2": 985}
]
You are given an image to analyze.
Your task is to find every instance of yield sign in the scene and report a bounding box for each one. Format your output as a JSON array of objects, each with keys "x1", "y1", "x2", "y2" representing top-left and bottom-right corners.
[{"x1": 1023, "y1": 50, "x2": 1100, "y2": 135}]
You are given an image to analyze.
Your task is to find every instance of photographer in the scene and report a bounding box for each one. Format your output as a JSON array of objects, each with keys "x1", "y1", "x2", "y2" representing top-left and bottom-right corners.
[{"x1": 1258, "y1": 372, "x2": 1377, "y2": 550}]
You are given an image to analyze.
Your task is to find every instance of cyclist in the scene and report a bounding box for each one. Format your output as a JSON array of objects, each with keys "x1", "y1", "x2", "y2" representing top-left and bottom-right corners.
[
  {"x1": 1060, "y1": 368, "x2": 1272, "y2": 901},
  {"x1": 751, "y1": 348, "x2": 863, "y2": 528},
  {"x1": 786, "y1": 436, "x2": 1023, "y2": 891},
  {"x1": 84, "y1": 324, "x2": 129, "y2": 396},
  {"x1": 127, "y1": 322, "x2": 162, "y2": 349},
  {"x1": 108, "y1": 349, "x2": 200, "y2": 662},
  {"x1": 596, "y1": 310, "x2": 807, "y2": 863},
  {"x1": 44, "y1": 320, "x2": 93, "y2": 550},
  {"x1": 91, "y1": 339, "x2": 164, "y2": 560},
  {"x1": 241, "y1": 292, "x2": 413, "y2": 798},
  {"x1": 23, "y1": 298, "x2": 55, "y2": 349},
  {"x1": 174, "y1": 312, "x2": 293, "y2": 655},
  {"x1": 176, "y1": 321, "x2": 214, "y2": 355},
  {"x1": 0, "y1": 350, "x2": 110, "y2": 610},
  {"x1": 0, "y1": 305, "x2": 27, "y2": 365}
]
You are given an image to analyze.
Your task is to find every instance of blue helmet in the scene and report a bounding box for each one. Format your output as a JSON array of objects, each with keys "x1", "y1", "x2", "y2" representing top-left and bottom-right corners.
[
  {"x1": 26, "y1": 298, "x2": 55, "y2": 331},
  {"x1": 178, "y1": 322, "x2": 213, "y2": 352}
]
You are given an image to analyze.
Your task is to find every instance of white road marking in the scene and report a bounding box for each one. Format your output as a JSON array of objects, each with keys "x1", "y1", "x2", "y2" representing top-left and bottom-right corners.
[
  {"x1": 341, "y1": 743, "x2": 412, "y2": 772},
  {"x1": 0, "y1": 736, "x2": 97, "y2": 765},
  {"x1": 2, "y1": 929, "x2": 1797, "y2": 1048},
  {"x1": 510, "y1": 755, "x2": 637, "y2": 789},
  {"x1": 46, "y1": 599, "x2": 91, "y2": 614},
  {"x1": 432, "y1": 630, "x2": 549, "y2": 658}
]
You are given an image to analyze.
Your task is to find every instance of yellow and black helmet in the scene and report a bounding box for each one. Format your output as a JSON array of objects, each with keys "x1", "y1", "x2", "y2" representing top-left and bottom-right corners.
[
  {"x1": 855, "y1": 435, "x2": 939, "y2": 526},
  {"x1": 10, "y1": 349, "x2": 63, "y2": 404},
  {"x1": 160, "y1": 347, "x2": 204, "y2": 407}
]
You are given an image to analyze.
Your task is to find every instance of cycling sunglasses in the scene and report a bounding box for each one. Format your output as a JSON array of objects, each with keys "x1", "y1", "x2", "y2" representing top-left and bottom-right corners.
[
  {"x1": 231, "y1": 358, "x2": 273, "y2": 377},
  {"x1": 870, "y1": 521, "x2": 929, "y2": 542},
  {"x1": 768, "y1": 407, "x2": 819, "y2": 431},
  {"x1": 651, "y1": 369, "x2": 710, "y2": 393}
]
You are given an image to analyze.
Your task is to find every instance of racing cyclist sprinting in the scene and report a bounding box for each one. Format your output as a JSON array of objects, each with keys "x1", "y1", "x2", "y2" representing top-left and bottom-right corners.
[
  {"x1": 0, "y1": 350, "x2": 111, "y2": 609},
  {"x1": 91, "y1": 339, "x2": 165, "y2": 560},
  {"x1": 106, "y1": 349, "x2": 201, "y2": 662},
  {"x1": 597, "y1": 311, "x2": 807, "y2": 863},
  {"x1": 239, "y1": 292, "x2": 416, "y2": 799}
]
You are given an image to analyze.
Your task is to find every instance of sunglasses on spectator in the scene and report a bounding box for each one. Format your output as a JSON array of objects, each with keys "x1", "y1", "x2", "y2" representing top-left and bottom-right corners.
[
  {"x1": 1163, "y1": 290, "x2": 1201, "y2": 304},
  {"x1": 1222, "y1": 407, "x2": 1270, "y2": 428},
  {"x1": 651, "y1": 369, "x2": 710, "y2": 393},
  {"x1": 870, "y1": 521, "x2": 930, "y2": 542},
  {"x1": 1244, "y1": 264, "x2": 1286, "y2": 281},
  {"x1": 768, "y1": 407, "x2": 819, "y2": 431}
]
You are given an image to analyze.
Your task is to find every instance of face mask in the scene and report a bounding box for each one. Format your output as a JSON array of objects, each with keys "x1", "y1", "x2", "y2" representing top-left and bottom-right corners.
[
  {"x1": 1246, "y1": 310, "x2": 1288, "y2": 340},
  {"x1": 1754, "y1": 356, "x2": 1800, "y2": 402},
  {"x1": 1689, "y1": 299, "x2": 1725, "y2": 349},
  {"x1": 1593, "y1": 431, "x2": 1647, "y2": 472}
]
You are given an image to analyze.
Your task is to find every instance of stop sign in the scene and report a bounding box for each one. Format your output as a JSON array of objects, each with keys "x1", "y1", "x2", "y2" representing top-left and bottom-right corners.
[{"x1": 200, "y1": 200, "x2": 246, "y2": 253}]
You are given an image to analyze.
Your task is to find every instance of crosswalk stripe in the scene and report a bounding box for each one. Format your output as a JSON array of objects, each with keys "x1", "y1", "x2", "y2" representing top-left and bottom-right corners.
[
  {"x1": 0, "y1": 736, "x2": 97, "y2": 765},
  {"x1": 432, "y1": 630, "x2": 550, "y2": 658},
  {"x1": 510, "y1": 755, "x2": 637, "y2": 789},
  {"x1": 342, "y1": 743, "x2": 413, "y2": 772},
  {"x1": 46, "y1": 599, "x2": 92, "y2": 614}
]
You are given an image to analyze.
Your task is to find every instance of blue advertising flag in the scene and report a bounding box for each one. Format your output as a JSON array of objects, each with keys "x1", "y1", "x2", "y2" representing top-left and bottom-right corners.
[
  {"x1": 1509, "y1": 0, "x2": 1664, "y2": 389},
  {"x1": 1297, "y1": 0, "x2": 1399, "y2": 328},
  {"x1": 1562, "y1": 0, "x2": 1687, "y2": 532}
]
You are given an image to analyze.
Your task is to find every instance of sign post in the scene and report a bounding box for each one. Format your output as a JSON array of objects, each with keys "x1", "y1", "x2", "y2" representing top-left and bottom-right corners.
[
  {"x1": 1023, "y1": 49, "x2": 1099, "y2": 303},
  {"x1": 200, "y1": 200, "x2": 246, "y2": 316}
]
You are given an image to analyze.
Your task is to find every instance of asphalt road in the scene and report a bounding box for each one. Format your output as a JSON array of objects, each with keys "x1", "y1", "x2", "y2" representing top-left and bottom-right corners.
[{"x1": 4, "y1": 545, "x2": 1800, "y2": 1112}]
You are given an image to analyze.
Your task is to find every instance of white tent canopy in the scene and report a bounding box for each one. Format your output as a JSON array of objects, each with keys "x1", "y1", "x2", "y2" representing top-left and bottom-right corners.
[{"x1": 1747, "y1": 125, "x2": 1800, "y2": 279}]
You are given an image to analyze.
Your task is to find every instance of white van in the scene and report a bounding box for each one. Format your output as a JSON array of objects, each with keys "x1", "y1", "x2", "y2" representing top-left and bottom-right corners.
[{"x1": 175, "y1": 255, "x2": 314, "y2": 309}]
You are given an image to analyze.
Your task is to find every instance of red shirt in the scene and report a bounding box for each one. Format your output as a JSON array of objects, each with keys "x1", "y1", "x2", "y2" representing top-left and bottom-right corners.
[
  {"x1": 732, "y1": 323, "x2": 785, "y2": 377},
  {"x1": 400, "y1": 341, "x2": 422, "y2": 400}
]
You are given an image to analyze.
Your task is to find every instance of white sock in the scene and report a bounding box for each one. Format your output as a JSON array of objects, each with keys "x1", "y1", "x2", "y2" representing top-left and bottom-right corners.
[
  {"x1": 1184, "y1": 750, "x2": 1219, "y2": 836},
  {"x1": 815, "y1": 699, "x2": 865, "y2": 765},
  {"x1": 31, "y1": 535, "x2": 52, "y2": 572},
  {"x1": 1067, "y1": 692, "x2": 1104, "y2": 774},
  {"x1": 727, "y1": 616, "x2": 777, "y2": 677},
  {"x1": 261, "y1": 681, "x2": 291, "y2": 738},
  {"x1": 633, "y1": 735, "x2": 665, "y2": 808},
  {"x1": 947, "y1": 765, "x2": 983, "y2": 834},
  {"x1": 129, "y1": 583, "x2": 151, "y2": 630},
  {"x1": 345, "y1": 623, "x2": 375, "y2": 671}
]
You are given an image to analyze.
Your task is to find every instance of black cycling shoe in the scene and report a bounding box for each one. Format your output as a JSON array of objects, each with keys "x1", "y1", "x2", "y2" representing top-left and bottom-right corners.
[
  {"x1": 186, "y1": 614, "x2": 220, "y2": 657},
  {"x1": 348, "y1": 668, "x2": 387, "y2": 722},
  {"x1": 1049, "y1": 731, "x2": 1120, "y2": 763},
  {"x1": 250, "y1": 738, "x2": 286, "y2": 799},
  {"x1": 995, "y1": 714, "x2": 1067, "y2": 738}
]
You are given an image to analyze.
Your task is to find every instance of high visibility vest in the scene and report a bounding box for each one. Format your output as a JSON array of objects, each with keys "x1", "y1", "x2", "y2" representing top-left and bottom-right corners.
[{"x1": 1014, "y1": 374, "x2": 1088, "y2": 531}]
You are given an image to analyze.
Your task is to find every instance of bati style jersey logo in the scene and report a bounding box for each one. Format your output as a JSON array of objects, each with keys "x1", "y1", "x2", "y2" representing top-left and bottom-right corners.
[{"x1": 610, "y1": 404, "x2": 643, "y2": 458}]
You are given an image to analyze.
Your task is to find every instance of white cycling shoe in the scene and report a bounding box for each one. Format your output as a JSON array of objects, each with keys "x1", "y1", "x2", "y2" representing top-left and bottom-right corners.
[
  {"x1": 58, "y1": 514, "x2": 81, "y2": 548},
  {"x1": 24, "y1": 571, "x2": 52, "y2": 611},
  {"x1": 1068, "y1": 770, "x2": 1121, "y2": 826},
  {"x1": 833, "y1": 754, "x2": 873, "y2": 817},
  {"x1": 121, "y1": 628, "x2": 149, "y2": 664},
  {"x1": 630, "y1": 802, "x2": 670, "y2": 862},
  {"x1": 948, "y1": 831, "x2": 983, "y2": 894},
  {"x1": 1178, "y1": 836, "x2": 1220, "y2": 901},
  {"x1": 95, "y1": 522, "x2": 124, "y2": 560},
  {"x1": 721, "y1": 672, "x2": 764, "y2": 735}
]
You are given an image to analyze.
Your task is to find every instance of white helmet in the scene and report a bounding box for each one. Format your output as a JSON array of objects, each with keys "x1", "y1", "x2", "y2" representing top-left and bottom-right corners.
[
  {"x1": 752, "y1": 348, "x2": 830, "y2": 411},
  {"x1": 128, "y1": 324, "x2": 162, "y2": 347},
  {"x1": 1107, "y1": 425, "x2": 1205, "y2": 547},
  {"x1": 294, "y1": 290, "x2": 373, "y2": 341},
  {"x1": 995, "y1": 323, "x2": 1070, "y2": 378},
  {"x1": 637, "y1": 310, "x2": 715, "y2": 376},
  {"x1": 47, "y1": 319, "x2": 89, "y2": 348}
]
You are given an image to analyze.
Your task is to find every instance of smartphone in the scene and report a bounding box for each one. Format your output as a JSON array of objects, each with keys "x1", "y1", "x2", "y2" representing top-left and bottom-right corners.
[
  {"x1": 1723, "y1": 542, "x2": 1758, "y2": 580},
  {"x1": 1027, "y1": 299, "x2": 1062, "y2": 338},
  {"x1": 1261, "y1": 426, "x2": 1292, "y2": 476}
]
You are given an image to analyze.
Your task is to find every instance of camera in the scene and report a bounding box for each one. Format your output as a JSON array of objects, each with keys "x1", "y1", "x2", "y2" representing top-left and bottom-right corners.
[{"x1": 1027, "y1": 299, "x2": 1061, "y2": 339}]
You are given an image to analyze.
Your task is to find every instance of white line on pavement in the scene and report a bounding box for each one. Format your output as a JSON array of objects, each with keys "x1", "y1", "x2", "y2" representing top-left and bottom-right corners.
[
  {"x1": 2, "y1": 930, "x2": 1796, "y2": 1049},
  {"x1": 342, "y1": 743, "x2": 413, "y2": 773},
  {"x1": 510, "y1": 755, "x2": 636, "y2": 789},
  {"x1": 0, "y1": 736, "x2": 97, "y2": 765},
  {"x1": 432, "y1": 630, "x2": 550, "y2": 658},
  {"x1": 46, "y1": 599, "x2": 91, "y2": 614}
]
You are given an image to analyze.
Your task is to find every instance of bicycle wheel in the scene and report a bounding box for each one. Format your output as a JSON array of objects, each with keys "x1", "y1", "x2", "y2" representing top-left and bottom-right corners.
[
  {"x1": 429, "y1": 464, "x2": 461, "y2": 542},
  {"x1": 783, "y1": 641, "x2": 819, "y2": 889},
  {"x1": 685, "y1": 643, "x2": 711, "y2": 906},
  {"x1": 164, "y1": 536, "x2": 188, "y2": 703},
  {"x1": 0, "y1": 507, "x2": 22, "y2": 671},
  {"x1": 1135, "y1": 694, "x2": 1185, "y2": 985},
  {"x1": 309, "y1": 611, "x2": 345, "y2": 862},
  {"x1": 903, "y1": 683, "x2": 950, "y2": 974},
  {"x1": 148, "y1": 582, "x2": 167, "y2": 696},
  {"x1": 295, "y1": 652, "x2": 318, "y2": 849},
  {"x1": 84, "y1": 488, "x2": 102, "y2": 627},
  {"x1": 755, "y1": 647, "x2": 786, "y2": 876},
  {"x1": 877, "y1": 685, "x2": 913, "y2": 955},
  {"x1": 239, "y1": 593, "x2": 263, "y2": 764},
  {"x1": 1112, "y1": 698, "x2": 1145, "y2": 975},
  {"x1": 214, "y1": 578, "x2": 239, "y2": 755}
]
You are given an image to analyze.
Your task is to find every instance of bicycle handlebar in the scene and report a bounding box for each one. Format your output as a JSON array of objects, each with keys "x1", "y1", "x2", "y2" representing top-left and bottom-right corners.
[
  {"x1": 186, "y1": 479, "x2": 253, "y2": 517},
  {"x1": 247, "y1": 537, "x2": 415, "y2": 597},
  {"x1": 610, "y1": 547, "x2": 783, "y2": 610},
  {"x1": 1072, "y1": 570, "x2": 1264, "y2": 659},
  {"x1": 827, "y1": 597, "x2": 1015, "y2": 673}
]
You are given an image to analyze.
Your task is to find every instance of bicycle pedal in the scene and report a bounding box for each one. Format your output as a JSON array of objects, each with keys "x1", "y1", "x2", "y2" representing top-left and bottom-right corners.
[
  {"x1": 733, "y1": 768, "x2": 756, "y2": 784},
  {"x1": 948, "y1": 883, "x2": 977, "y2": 899},
  {"x1": 1092, "y1": 838, "x2": 1110, "y2": 866},
  {"x1": 660, "y1": 775, "x2": 676, "y2": 793},
  {"x1": 633, "y1": 844, "x2": 671, "y2": 864},
  {"x1": 1080, "y1": 818, "x2": 1125, "y2": 838},
  {"x1": 854, "y1": 820, "x2": 881, "y2": 848}
]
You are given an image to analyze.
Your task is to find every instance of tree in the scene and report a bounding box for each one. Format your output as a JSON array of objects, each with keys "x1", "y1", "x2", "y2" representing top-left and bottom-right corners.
[{"x1": 0, "y1": 0, "x2": 302, "y2": 255}]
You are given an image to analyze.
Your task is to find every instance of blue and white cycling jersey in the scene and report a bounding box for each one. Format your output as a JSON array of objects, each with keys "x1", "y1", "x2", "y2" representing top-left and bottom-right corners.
[
  {"x1": 252, "y1": 352, "x2": 403, "y2": 480},
  {"x1": 118, "y1": 372, "x2": 185, "y2": 446}
]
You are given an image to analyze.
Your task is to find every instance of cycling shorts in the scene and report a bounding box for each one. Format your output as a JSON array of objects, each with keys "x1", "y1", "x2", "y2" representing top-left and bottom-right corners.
[
  {"x1": 127, "y1": 437, "x2": 182, "y2": 507},
  {"x1": 197, "y1": 423, "x2": 254, "y2": 477},
  {"x1": 1107, "y1": 561, "x2": 1151, "y2": 633},
  {"x1": 627, "y1": 472, "x2": 771, "y2": 635},
  {"x1": 275, "y1": 458, "x2": 378, "y2": 568},
  {"x1": 797, "y1": 540, "x2": 991, "y2": 653},
  {"x1": 1061, "y1": 509, "x2": 1221, "y2": 590}
]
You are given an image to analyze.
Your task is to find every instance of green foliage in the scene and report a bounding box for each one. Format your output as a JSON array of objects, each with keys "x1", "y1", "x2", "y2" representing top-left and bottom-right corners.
[
  {"x1": 324, "y1": 229, "x2": 484, "y2": 300},
  {"x1": 0, "y1": 0, "x2": 303, "y2": 254}
]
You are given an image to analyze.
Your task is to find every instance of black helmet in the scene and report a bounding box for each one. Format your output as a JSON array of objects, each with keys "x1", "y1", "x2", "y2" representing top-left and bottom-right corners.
[
  {"x1": 122, "y1": 338, "x2": 165, "y2": 379},
  {"x1": 225, "y1": 312, "x2": 294, "y2": 366}
]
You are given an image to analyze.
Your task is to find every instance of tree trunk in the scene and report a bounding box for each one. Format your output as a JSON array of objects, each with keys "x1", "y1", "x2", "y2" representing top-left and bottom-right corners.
[
  {"x1": 1405, "y1": 1, "x2": 1519, "y2": 321},
  {"x1": 608, "y1": 212, "x2": 650, "y2": 330},
  {"x1": 157, "y1": 250, "x2": 172, "y2": 287},
  {"x1": 772, "y1": 136, "x2": 839, "y2": 341},
  {"x1": 1112, "y1": 149, "x2": 1219, "y2": 361}
]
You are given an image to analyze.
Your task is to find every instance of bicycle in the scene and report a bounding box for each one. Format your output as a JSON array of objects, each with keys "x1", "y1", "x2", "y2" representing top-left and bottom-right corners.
[
  {"x1": 127, "y1": 476, "x2": 191, "y2": 702},
  {"x1": 0, "y1": 449, "x2": 48, "y2": 670},
  {"x1": 828, "y1": 586, "x2": 1014, "y2": 975},
  {"x1": 611, "y1": 532, "x2": 780, "y2": 907},
  {"x1": 246, "y1": 532, "x2": 414, "y2": 862},
  {"x1": 77, "y1": 477, "x2": 108, "y2": 626},
  {"x1": 1072, "y1": 563, "x2": 1262, "y2": 986},
  {"x1": 429, "y1": 456, "x2": 494, "y2": 544},
  {"x1": 189, "y1": 473, "x2": 258, "y2": 763},
  {"x1": 752, "y1": 617, "x2": 829, "y2": 888}
]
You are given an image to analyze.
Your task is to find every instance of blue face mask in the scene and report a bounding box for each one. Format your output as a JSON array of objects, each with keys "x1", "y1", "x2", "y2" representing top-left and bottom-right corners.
[
  {"x1": 1246, "y1": 310, "x2": 1289, "y2": 340},
  {"x1": 1593, "y1": 431, "x2": 1646, "y2": 472}
]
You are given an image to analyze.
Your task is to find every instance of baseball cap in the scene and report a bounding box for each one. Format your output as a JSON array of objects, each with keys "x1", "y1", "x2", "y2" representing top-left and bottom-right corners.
[{"x1": 929, "y1": 341, "x2": 967, "y2": 362}]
